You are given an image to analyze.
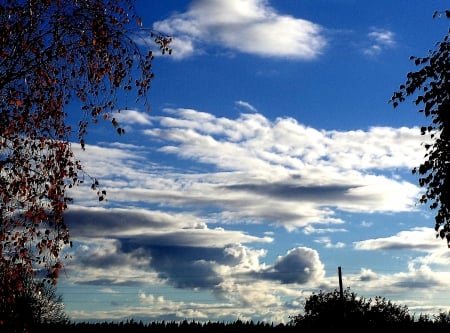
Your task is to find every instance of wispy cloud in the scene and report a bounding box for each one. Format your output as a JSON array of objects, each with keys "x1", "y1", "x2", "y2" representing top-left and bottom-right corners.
[
  {"x1": 363, "y1": 28, "x2": 396, "y2": 56},
  {"x1": 152, "y1": 0, "x2": 327, "y2": 60},
  {"x1": 354, "y1": 227, "x2": 438, "y2": 251},
  {"x1": 235, "y1": 100, "x2": 257, "y2": 112},
  {"x1": 114, "y1": 109, "x2": 152, "y2": 125}
]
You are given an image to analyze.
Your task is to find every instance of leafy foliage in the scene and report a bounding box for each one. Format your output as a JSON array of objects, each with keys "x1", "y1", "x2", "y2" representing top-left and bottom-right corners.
[
  {"x1": 390, "y1": 11, "x2": 450, "y2": 244},
  {"x1": 0, "y1": 0, "x2": 171, "y2": 329}
]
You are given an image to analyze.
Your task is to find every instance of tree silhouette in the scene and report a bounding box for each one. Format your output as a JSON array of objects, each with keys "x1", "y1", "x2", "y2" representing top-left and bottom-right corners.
[
  {"x1": 0, "y1": 268, "x2": 69, "y2": 332},
  {"x1": 0, "y1": 0, "x2": 171, "y2": 329},
  {"x1": 390, "y1": 10, "x2": 450, "y2": 245},
  {"x1": 289, "y1": 288, "x2": 411, "y2": 331}
]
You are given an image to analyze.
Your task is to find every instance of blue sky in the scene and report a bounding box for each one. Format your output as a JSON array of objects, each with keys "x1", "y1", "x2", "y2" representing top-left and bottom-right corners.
[{"x1": 59, "y1": 0, "x2": 450, "y2": 324}]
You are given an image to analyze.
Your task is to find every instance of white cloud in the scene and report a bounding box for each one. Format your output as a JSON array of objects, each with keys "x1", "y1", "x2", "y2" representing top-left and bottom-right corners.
[
  {"x1": 363, "y1": 28, "x2": 396, "y2": 56},
  {"x1": 114, "y1": 109, "x2": 152, "y2": 125},
  {"x1": 235, "y1": 100, "x2": 257, "y2": 112},
  {"x1": 314, "y1": 237, "x2": 346, "y2": 249},
  {"x1": 369, "y1": 29, "x2": 396, "y2": 46},
  {"x1": 153, "y1": 0, "x2": 326, "y2": 59},
  {"x1": 354, "y1": 227, "x2": 439, "y2": 251}
]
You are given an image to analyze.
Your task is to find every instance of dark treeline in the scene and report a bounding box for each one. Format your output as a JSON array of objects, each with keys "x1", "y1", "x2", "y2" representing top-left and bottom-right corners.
[
  {"x1": 36, "y1": 319, "x2": 294, "y2": 333},
  {"x1": 33, "y1": 317, "x2": 450, "y2": 333}
]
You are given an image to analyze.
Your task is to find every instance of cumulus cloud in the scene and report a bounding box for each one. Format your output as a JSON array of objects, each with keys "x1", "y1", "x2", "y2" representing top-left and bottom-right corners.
[
  {"x1": 152, "y1": 0, "x2": 327, "y2": 59},
  {"x1": 259, "y1": 247, "x2": 325, "y2": 284}
]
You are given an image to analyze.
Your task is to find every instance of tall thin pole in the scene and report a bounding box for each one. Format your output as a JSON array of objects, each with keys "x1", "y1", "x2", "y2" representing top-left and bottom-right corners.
[{"x1": 338, "y1": 266, "x2": 344, "y2": 320}]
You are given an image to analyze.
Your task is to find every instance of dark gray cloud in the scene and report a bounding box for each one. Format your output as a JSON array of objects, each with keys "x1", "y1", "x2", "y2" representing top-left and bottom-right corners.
[
  {"x1": 393, "y1": 280, "x2": 438, "y2": 289},
  {"x1": 225, "y1": 182, "x2": 355, "y2": 202},
  {"x1": 64, "y1": 205, "x2": 327, "y2": 290},
  {"x1": 63, "y1": 206, "x2": 274, "y2": 290},
  {"x1": 65, "y1": 208, "x2": 169, "y2": 237},
  {"x1": 146, "y1": 245, "x2": 223, "y2": 288}
]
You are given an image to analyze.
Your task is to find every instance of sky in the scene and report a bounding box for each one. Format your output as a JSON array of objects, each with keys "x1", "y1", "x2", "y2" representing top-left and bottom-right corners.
[{"x1": 57, "y1": 0, "x2": 450, "y2": 324}]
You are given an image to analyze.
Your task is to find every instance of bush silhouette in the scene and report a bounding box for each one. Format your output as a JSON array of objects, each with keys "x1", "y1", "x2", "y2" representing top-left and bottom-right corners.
[{"x1": 289, "y1": 287, "x2": 413, "y2": 331}]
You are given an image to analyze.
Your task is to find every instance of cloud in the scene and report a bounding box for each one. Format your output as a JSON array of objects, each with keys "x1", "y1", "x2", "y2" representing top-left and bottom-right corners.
[
  {"x1": 64, "y1": 205, "x2": 273, "y2": 288},
  {"x1": 235, "y1": 100, "x2": 257, "y2": 112},
  {"x1": 259, "y1": 247, "x2": 325, "y2": 284},
  {"x1": 335, "y1": 264, "x2": 450, "y2": 314},
  {"x1": 113, "y1": 109, "x2": 152, "y2": 125},
  {"x1": 363, "y1": 28, "x2": 396, "y2": 56},
  {"x1": 63, "y1": 205, "x2": 330, "y2": 322},
  {"x1": 314, "y1": 237, "x2": 346, "y2": 249},
  {"x1": 153, "y1": 0, "x2": 326, "y2": 59},
  {"x1": 70, "y1": 108, "x2": 425, "y2": 233},
  {"x1": 144, "y1": 109, "x2": 423, "y2": 223},
  {"x1": 354, "y1": 227, "x2": 439, "y2": 251},
  {"x1": 62, "y1": 108, "x2": 437, "y2": 323}
]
